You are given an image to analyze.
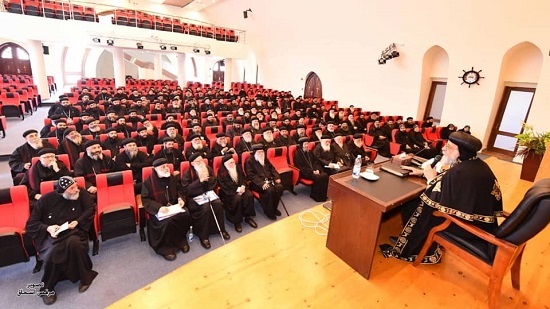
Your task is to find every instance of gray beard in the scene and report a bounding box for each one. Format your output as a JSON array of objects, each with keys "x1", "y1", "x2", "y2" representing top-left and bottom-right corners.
[
  {"x1": 255, "y1": 154, "x2": 265, "y2": 166},
  {"x1": 127, "y1": 149, "x2": 138, "y2": 159},
  {"x1": 263, "y1": 135, "x2": 273, "y2": 143},
  {"x1": 243, "y1": 136, "x2": 252, "y2": 143},
  {"x1": 68, "y1": 135, "x2": 82, "y2": 145},
  {"x1": 63, "y1": 191, "x2": 80, "y2": 200},
  {"x1": 227, "y1": 166, "x2": 238, "y2": 183},
  {"x1": 193, "y1": 143, "x2": 203, "y2": 150},
  {"x1": 28, "y1": 139, "x2": 43, "y2": 149},
  {"x1": 156, "y1": 169, "x2": 171, "y2": 178},
  {"x1": 321, "y1": 143, "x2": 331, "y2": 152}
]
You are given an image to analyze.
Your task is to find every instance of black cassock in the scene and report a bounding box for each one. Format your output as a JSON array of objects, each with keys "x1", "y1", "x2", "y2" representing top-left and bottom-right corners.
[
  {"x1": 382, "y1": 158, "x2": 503, "y2": 264},
  {"x1": 115, "y1": 150, "x2": 152, "y2": 194},
  {"x1": 25, "y1": 189, "x2": 97, "y2": 291},
  {"x1": 141, "y1": 172, "x2": 191, "y2": 256},
  {"x1": 293, "y1": 148, "x2": 329, "y2": 202},
  {"x1": 20, "y1": 159, "x2": 71, "y2": 203},
  {"x1": 245, "y1": 157, "x2": 283, "y2": 219},
  {"x1": 217, "y1": 164, "x2": 255, "y2": 225},
  {"x1": 59, "y1": 139, "x2": 85, "y2": 169},
  {"x1": 8, "y1": 141, "x2": 56, "y2": 178},
  {"x1": 181, "y1": 166, "x2": 225, "y2": 240}
]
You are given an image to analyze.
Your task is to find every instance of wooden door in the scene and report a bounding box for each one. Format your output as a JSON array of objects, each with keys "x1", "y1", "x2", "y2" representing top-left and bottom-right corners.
[{"x1": 304, "y1": 72, "x2": 322, "y2": 99}]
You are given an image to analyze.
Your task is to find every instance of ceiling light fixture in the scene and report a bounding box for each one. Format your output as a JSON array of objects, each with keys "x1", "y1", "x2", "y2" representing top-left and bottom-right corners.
[
  {"x1": 193, "y1": 48, "x2": 200, "y2": 53},
  {"x1": 92, "y1": 37, "x2": 101, "y2": 43},
  {"x1": 243, "y1": 8, "x2": 252, "y2": 19},
  {"x1": 136, "y1": 42, "x2": 144, "y2": 49},
  {"x1": 160, "y1": 44, "x2": 166, "y2": 50},
  {"x1": 106, "y1": 39, "x2": 114, "y2": 46},
  {"x1": 170, "y1": 46, "x2": 177, "y2": 51},
  {"x1": 204, "y1": 50, "x2": 211, "y2": 55}
]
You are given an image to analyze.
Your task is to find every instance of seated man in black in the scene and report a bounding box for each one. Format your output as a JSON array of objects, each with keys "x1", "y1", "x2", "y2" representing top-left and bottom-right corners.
[
  {"x1": 368, "y1": 120, "x2": 391, "y2": 157},
  {"x1": 141, "y1": 158, "x2": 191, "y2": 261},
  {"x1": 181, "y1": 153, "x2": 230, "y2": 249},
  {"x1": 135, "y1": 126, "x2": 157, "y2": 156},
  {"x1": 47, "y1": 118, "x2": 68, "y2": 145},
  {"x1": 313, "y1": 135, "x2": 345, "y2": 175},
  {"x1": 101, "y1": 128, "x2": 122, "y2": 159},
  {"x1": 346, "y1": 133, "x2": 372, "y2": 165},
  {"x1": 25, "y1": 176, "x2": 97, "y2": 305},
  {"x1": 293, "y1": 137, "x2": 329, "y2": 202},
  {"x1": 20, "y1": 148, "x2": 71, "y2": 207},
  {"x1": 81, "y1": 119, "x2": 104, "y2": 140},
  {"x1": 185, "y1": 134, "x2": 214, "y2": 163},
  {"x1": 115, "y1": 138, "x2": 152, "y2": 194},
  {"x1": 9, "y1": 129, "x2": 57, "y2": 185},
  {"x1": 217, "y1": 154, "x2": 257, "y2": 232},
  {"x1": 211, "y1": 133, "x2": 235, "y2": 157},
  {"x1": 235, "y1": 128, "x2": 253, "y2": 155},
  {"x1": 74, "y1": 140, "x2": 117, "y2": 195},
  {"x1": 275, "y1": 126, "x2": 296, "y2": 148},
  {"x1": 152, "y1": 136, "x2": 185, "y2": 177},
  {"x1": 245, "y1": 144, "x2": 283, "y2": 220},
  {"x1": 395, "y1": 124, "x2": 421, "y2": 153},
  {"x1": 409, "y1": 125, "x2": 441, "y2": 159},
  {"x1": 259, "y1": 127, "x2": 277, "y2": 149},
  {"x1": 331, "y1": 133, "x2": 353, "y2": 169},
  {"x1": 59, "y1": 128, "x2": 85, "y2": 169}
]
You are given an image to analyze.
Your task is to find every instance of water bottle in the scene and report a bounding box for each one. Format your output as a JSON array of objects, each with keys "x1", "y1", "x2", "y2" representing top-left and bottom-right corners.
[
  {"x1": 187, "y1": 226, "x2": 194, "y2": 243},
  {"x1": 352, "y1": 155, "x2": 362, "y2": 179}
]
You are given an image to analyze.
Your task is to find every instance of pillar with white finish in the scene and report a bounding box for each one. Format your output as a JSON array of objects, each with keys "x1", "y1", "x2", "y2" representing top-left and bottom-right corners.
[
  {"x1": 154, "y1": 53, "x2": 163, "y2": 80},
  {"x1": 223, "y1": 58, "x2": 233, "y2": 92},
  {"x1": 112, "y1": 47, "x2": 125, "y2": 88},
  {"x1": 177, "y1": 53, "x2": 186, "y2": 87},
  {"x1": 26, "y1": 40, "x2": 50, "y2": 100}
]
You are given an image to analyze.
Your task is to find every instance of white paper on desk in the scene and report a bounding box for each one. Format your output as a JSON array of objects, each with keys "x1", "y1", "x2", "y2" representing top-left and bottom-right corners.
[
  {"x1": 192, "y1": 190, "x2": 220, "y2": 205},
  {"x1": 156, "y1": 204, "x2": 185, "y2": 221},
  {"x1": 54, "y1": 221, "x2": 69, "y2": 237}
]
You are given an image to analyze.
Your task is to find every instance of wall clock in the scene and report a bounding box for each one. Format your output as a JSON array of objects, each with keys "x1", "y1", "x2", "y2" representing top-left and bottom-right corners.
[{"x1": 459, "y1": 67, "x2": 484, "y2": 88}]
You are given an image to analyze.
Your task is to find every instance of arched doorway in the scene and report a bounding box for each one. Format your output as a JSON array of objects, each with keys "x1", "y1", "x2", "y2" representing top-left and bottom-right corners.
[
  {"x1": 0, "y1": 43, "x2": 32, "y2": 75},
  {"x1": 304, "y1": 72, "x2": 322, "y2": 99},
  {"x1": 212, "y1": 60, "x2": 225, "y2": 83}
]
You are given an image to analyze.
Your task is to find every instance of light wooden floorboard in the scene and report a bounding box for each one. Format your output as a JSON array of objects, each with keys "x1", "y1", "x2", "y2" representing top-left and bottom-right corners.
[{"x1": 109, "y1": 157, "x2": 550, "y2": 309}]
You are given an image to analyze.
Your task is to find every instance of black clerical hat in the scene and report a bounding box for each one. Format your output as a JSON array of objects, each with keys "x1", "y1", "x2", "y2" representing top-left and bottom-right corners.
[
  {"x1": 353, "y1": 133, "x2": 363, "y2": 139},
  {"x1": 38, "y1": 148, "x2": 57, "y2": 156},
  {"x1": 153, "y1": 158, "x2": 168, "y2": 167},
  {"x1": 22, "y1": 129, "x2": 38, "y2": 138},
  {"x1": 222, "y1": 154, "x2": 234, "y2": 164},
  {"x1": 84, "y1": 139, "x2": 101, "y2": 149},
  {"x1": 57, "y1": 176, "x2": 76, "y2": 193},
  {"x1": 262, "y1": 127, "x2": 273, "y2": 133},
  {"x1": 298, "y1": 137, "x2": 309, "y2": 144},
  {"x1": 449, "y1": 132, "x2": 482, "y2": 160},
  {"x1": 63, "y1": 128, "x2": 76, "y2": 137},
  {"x1": 251, "y1": 143, "x2": 265, "y2": 152},
  {"x1": 161, "y1": 136, "x2": 175, "y2": 143},
  {"x1": 121, "y1": 138, "x2": 137, "y2": 146},
  {"x1": 187, "y1": 152, "x2": 202, "y2": 162},
  {"x1": 216, "y1": 132, "x2": 226, "y2": 138}
]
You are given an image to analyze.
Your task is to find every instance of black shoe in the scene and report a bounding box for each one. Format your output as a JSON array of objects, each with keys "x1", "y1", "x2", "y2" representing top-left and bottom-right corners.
[
  {"x1": 139, "y1": 228, "x2": 146, "y2": 242},
  {"x1": 201, "y1": 239, "x2": 211, "y2": 249},
  {"x1": 33, "y1": 258, "x2": 43, "y2": 274},
  {"x1": 389, "y1": 236, "x2": 398, "y2": 245},
  {"x1": 181, "y1": 243, "x2": 190, "y2": 253},
  {"x1": 275, "y1": 209, "x2": 282, "y2": 216},
  {"x1": 79, "y1": 283, "x2": 91, "y2": 293},
  {"x1": 163, "y1": 253, "x2": 177, "y2": 261},
  {"x1": 235, "y1": 223, "x2": 242, "y2": 233},
  {"x1": 92, "y1": 239, "x2": 99, "y2": 256},
  {"x1": 244, "y1": 217, "x2": 258, "y2": 228},
  {"x1": 41, "y1": 290, "x2": 57, "y2": 305},
  {"x1": 222, "y1": 230, "x2": 231, "y2": 240},
  {"x1": 267, "y1": 214, "x2": 277, "y2": 220}
]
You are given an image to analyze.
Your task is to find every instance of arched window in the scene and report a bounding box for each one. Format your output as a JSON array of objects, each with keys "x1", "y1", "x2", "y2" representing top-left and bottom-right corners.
[
  {"x1": 0, "y1": 43, "x2": 32, "y2": 75},
  {"x1": 304, "y1": 72, "x2": 322, "y2": 99}
]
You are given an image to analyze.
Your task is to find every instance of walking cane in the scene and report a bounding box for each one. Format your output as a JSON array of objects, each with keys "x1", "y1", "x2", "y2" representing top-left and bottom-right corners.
[
  {"x1": 206, "y1": 193, "x2": 226, "y2": 245},
  {"x1": 275, "y1": 183, "x2": 290, "y2": 216}
]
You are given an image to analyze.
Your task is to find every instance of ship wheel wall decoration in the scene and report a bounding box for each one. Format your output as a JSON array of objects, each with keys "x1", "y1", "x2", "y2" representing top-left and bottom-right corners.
[{"x1": 459, "y1": 67, "x2": 484, "y2": 88}]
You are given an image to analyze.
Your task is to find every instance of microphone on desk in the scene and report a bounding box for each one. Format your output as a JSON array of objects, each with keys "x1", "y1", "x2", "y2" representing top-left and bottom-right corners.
[{"x1": 430, "y1": 155, "x2": 442, "y2": 168}]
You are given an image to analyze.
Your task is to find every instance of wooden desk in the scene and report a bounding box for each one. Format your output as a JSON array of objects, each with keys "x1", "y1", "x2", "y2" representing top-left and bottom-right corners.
[{"x1": 326, "y1": 169, "x2": 425, "y2": 279}]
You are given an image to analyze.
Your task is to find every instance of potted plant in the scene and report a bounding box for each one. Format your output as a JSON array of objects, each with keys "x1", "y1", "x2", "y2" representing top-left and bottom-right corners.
[{"x1": 515, "y1": 123, "x2": 550, "y2": 181}]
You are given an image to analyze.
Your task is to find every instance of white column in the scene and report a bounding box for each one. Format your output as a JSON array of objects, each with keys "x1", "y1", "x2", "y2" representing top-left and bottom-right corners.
[
  {"x1": 223, "y1": 58, "x2": 233, "y2": 91},
  {"x1": 26, "y1": 40, "x2": 50, "y2": 100},
  {"x1": 112, "y1": 47, "x2": 125, "y2": 88},
  {"x1": 154, "y1": 53, "x2": 163, "y2": 80},
  {"x1": 177, "y1": 53, "x2": 186, "y2": 87}
]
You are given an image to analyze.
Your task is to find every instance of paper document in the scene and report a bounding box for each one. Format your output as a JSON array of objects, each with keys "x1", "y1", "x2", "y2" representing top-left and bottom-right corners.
[
  {"x1": 156, "y1": 204, "x2": 185, "y2": 221},
  {"x1": 54, "y1": 221, "x2": 69, "y2": 237},
  {"x1": 192, "y1": 190, "x2": 220, "y2": 205}
]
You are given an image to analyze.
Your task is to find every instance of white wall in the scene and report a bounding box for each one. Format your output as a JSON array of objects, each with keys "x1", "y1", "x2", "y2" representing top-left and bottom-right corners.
[{"x1": 203, "y1": 0, "x2": 550, "y2": 145}]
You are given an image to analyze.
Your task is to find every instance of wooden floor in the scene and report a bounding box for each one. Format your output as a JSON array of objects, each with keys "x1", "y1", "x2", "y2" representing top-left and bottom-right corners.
[{"x1": 110, "y1": 157, "x2": 550, "y2": 309}]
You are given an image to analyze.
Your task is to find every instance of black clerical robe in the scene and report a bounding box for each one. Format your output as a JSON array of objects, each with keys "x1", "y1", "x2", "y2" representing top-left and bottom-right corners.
[
  {"x1": 141, "y1": 172, "x2": 191, "y2": 256},
  {"x1": 395, "y1": 130, "x2": 420, "y2": 153},
  {"x1": 181, "y1": 166, "x2": 225, "y2": 240},
  {"x1": 74, "y1": 154, "x2": 117, "y2": 190},
  {"x1": 136, "y1": 135, "x2": 157, "y2": 155},
  {"x1": 217, "y1": 164, "x2": 255, "y2": 224},
  {"x1": 244, "y1": 156, "x2": 283, "y2": 219},
  {"x1": 115, "y1": 150, "x2": 151, "y2": 193},
  {"x1": 184, "y1": 146, "x2": 213, "y2": 162},
  {"x1": 235, "y1": 139, "x2": 252, "y2": 155},
  {"x1": 20, "y1": 160, "x2": 71, "y2": 200},
  {"x1": 293, "y1": 148, "x2": 329, "y2": 202},
  {"x1": 152, "y1": 149, "x2": 185, "y2": 172},
  {"x1": 101, "y1": 138, "x2": 122, "y2": 158},
  {"x1": 368, "y1": 126, "x2": 390, "y2": 157},
  {"x1": 382, "y1": 159, "x2": 503, "y2": 264},
  {"x1": 8, "y1": 141, "x2": 56, "y2": 177},
  {"x1": 25, "y1": 189, "x2": 97, "y2": 291},
  {"x1": 346, "y1": 140, "x2": 372, "y2": 166},
  {"x1": 59, "y1": 139, "x2": 85, "y2": 169},
  {"x1": 312, "y1": 143, "x2": 341, "y2": 175}
]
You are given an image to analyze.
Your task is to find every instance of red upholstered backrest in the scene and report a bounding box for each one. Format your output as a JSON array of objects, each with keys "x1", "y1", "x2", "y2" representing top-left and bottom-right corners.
[
  {"x1": 288, "y1": 144, "x2": 298, "y2": 166},
  {"x1": 241, "y1": 151, "x2": 251, "y2": 175},
  {"x1": 267, "y1": 146, "x2": 288, "y2": 171},
  {"x1": 212, "y1": 154, "x2": 238, "y2": 177},
  {"x1": 0, "y1": 186, "x2": 30, "y2": 233},
  {"x1": 95, "y1": 171, "x2": 136, "y2": 217}
]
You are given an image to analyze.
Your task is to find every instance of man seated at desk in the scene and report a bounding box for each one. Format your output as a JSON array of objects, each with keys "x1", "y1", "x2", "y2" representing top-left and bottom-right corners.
[{"x1": 380, "y1": 132, "x2": 503, "y2": 264}]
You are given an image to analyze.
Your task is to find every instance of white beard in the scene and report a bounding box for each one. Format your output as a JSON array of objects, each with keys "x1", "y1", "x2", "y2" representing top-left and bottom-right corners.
[
  {"x1": 252, "y1": 124, "x2": 260, "y2": 130},
  {"x1": 321, "y1": 143, "x2": 331, "y2": 152},
  {"x1": 28, "y1": 139, "x2": 43, "y2": 149},
  {"x1": 193, "y1": 143, "x2": 203, "y2": 150},
  {"x1": 335, "y1": 141, "x2": 344, "y2": 148},
  {"x1": 353, "y1": 140, "x2": 363, "y2": 148},
  {"x1": 255, "y1": 153, "x2": 265, "y2": 166},
  {"x1": 69, "y1": 135, "x2": 83, "y2": 146},
  {"x1": 167, "y1": 132, "x2": 177, "y2": 138},
  {"x1": 63, "y1": 191, "x2": 80, "y2": 200},
  {"x1": 193, "y1": 164, "x2": 209, "y2": 179},
  {"x1": 315, "y1": 132, "x2": 322, "y2": 139},
  {"x1": 227, "y1": 165, "x2": 239, "y2": 183},
  {"x1": 127, "y1": 149, "x2": 138, "y2": 159},
  {"x1": 89, "y1": 152, "x2": 103, "y2": 161},
  {"x1": 156, "y1": 169, "x2": 171, "y2": 178},
  {"x1": 243, "y1": 136, "x2": 252, "y2": 143}
]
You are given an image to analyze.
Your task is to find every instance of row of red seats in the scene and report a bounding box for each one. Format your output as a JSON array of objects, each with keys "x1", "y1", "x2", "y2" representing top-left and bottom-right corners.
[
  {"x1": 4, "y1": 0, "x2": 98, "y2": 22},
  {"x1": 111, "y1": 9, "x2": 239, "y2": 43}
]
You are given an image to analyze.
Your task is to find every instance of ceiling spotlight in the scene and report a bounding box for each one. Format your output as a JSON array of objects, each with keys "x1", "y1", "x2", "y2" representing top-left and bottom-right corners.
[
  {"x1": 92, "y1": 37, "x2": 101, "y2": 43},
  {"x1": 193, "y1": 48, "x2": 200, "y2": 53},
  {"x1": 170, "y1": 46, "x2": 177, "y2": 51},
  {"x1": 378, "y1": 58, "x2": 386, "y2": 65},
  {"x1": 106, "y1": 39, "x2": 114, "y2": 46},
  {"x1": 391, "y1": 50, "x2": 400, "y2": 58},
  {"x1": 243, "y1": 8, "x2": 252, "y2": 19},
  {"x1": 136, "y1": 42, "x2": 144, "y2": 50},
  {"x1": 204, "y1": 50, "x2": 211, "y2": 55},
  {"x1": 160, "y1": 44, "x2": 166, "y2": 50}
]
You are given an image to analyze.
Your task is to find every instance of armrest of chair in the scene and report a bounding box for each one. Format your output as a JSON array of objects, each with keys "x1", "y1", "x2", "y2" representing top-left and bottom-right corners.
[
  {"x1": 135, "y1": 194, "x2": 142, "y2": 208},
  {"x1": 432, "y1": 211, "x2": 515, "y2": 249}
]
